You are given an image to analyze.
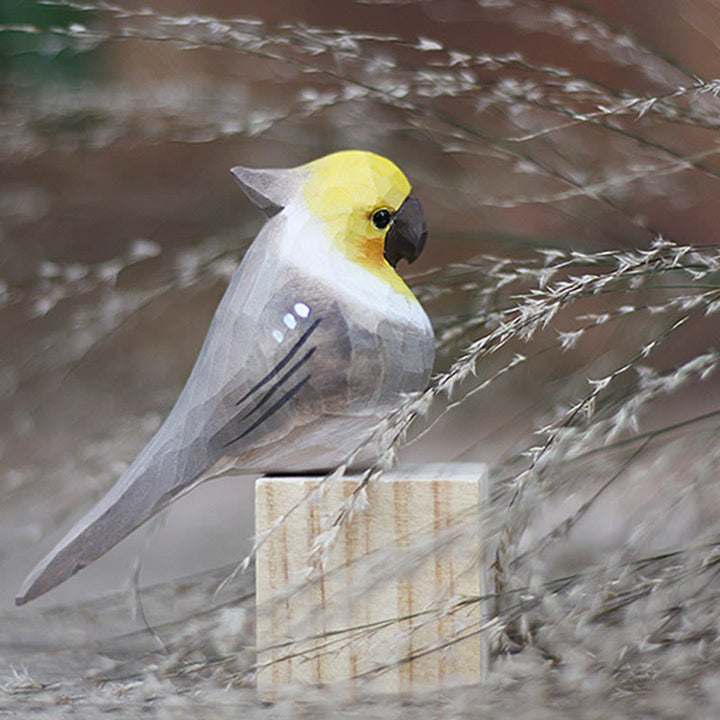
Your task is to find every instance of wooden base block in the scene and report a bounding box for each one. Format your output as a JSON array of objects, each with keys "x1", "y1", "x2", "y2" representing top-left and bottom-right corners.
[{"x1": 255, "y1": 463, "x2": 487, "y2": 697}]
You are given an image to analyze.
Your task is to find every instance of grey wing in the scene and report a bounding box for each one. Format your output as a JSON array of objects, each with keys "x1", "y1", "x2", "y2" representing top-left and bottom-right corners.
[{"x1": 206, "y1": 287, "x2": 433, "y2": 472}]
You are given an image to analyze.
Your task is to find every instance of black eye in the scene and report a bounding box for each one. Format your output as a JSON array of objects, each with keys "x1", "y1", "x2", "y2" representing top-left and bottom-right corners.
[{"x1": 371, "y1": 209, "x2": 392, "y2": 230}]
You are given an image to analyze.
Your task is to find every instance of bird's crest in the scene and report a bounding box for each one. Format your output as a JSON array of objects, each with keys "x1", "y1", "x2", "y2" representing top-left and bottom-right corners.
[{"x1": 230, "y1": 165, "x2": 305, "y2": 217}]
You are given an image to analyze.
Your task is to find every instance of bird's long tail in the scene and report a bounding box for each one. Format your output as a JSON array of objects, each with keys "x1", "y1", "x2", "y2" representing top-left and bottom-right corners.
[{"x1": 16, "y1": 415, "x2": 216, "y2": 605}]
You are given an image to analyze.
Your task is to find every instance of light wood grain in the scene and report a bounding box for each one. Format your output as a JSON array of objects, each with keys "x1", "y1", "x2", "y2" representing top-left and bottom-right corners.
[{"x1": 255, "y1": 463, "x2": 487, "y2": 696}]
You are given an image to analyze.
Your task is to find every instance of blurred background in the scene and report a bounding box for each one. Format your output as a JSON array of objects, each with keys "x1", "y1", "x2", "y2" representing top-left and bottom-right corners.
[{"x1": 3, "y1": 0, "x2": 720, "y2": 716}]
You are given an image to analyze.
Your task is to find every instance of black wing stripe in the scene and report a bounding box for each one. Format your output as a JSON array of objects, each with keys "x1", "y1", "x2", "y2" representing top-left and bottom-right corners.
[
  {"x1": 236, "y1": 346, "x2": 316, "y2": 423},
  {"x1": 223, "y1": 374, "x2": 311, "y2": 448},
  {"x1": 235, "y1": 317, "x2": 322, "y2": 406}
]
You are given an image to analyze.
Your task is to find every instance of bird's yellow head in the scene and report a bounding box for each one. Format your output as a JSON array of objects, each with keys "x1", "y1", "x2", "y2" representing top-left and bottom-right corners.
[
  {"x1": 302, "y1": 151, "x2": 426, "y2": 295},
  {"x1": 230, "y1": 150, "x2": 428, "y2": 297}
]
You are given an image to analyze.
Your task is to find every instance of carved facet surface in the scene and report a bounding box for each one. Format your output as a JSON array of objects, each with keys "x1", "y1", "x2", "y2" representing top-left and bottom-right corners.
[{"x1": 17, "y1": 151, "x2": 434, "y2": 605}]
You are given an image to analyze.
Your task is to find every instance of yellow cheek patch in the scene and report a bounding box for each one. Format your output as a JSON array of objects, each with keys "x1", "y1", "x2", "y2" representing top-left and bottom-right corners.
[{"x1": 302, "y1": 151, "x2": 413, "y2": 297}]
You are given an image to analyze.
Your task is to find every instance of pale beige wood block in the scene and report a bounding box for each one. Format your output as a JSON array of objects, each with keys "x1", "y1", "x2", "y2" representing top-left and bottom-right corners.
[{"x1": 255, "y1": 462, "x2": 487, "y2": 697}]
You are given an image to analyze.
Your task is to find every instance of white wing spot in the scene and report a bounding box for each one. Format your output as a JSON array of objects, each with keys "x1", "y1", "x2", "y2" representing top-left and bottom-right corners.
[
  {"x1": 294, "y1": 302, "x2": 310, "y2": 318},
  {"x1": 283, "y1": 313, "x2": 297, "y2": 330},
  {"x1": 272, "y1": 329, "x2": 284, "y2": 343}
]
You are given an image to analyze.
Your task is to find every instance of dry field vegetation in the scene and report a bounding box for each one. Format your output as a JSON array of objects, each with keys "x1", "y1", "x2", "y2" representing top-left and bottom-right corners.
[{"x1": 3, "y1": 1, "x2": 720, "y2": 717}]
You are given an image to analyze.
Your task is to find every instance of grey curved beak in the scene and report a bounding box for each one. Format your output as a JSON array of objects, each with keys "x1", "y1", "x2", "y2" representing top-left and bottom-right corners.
[{"x1": 384, "y1": 194, "x2": 428, "y2": 268}]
